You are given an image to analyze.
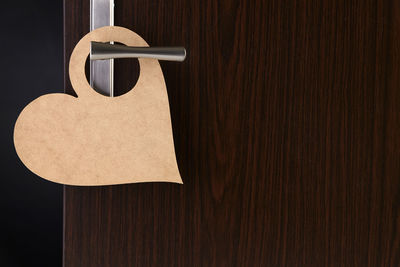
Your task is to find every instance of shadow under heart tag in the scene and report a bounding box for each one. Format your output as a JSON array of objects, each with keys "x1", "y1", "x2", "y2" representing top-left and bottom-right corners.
[{"x1": 13, "y1": 26, "x2": 182, "y2": 186}]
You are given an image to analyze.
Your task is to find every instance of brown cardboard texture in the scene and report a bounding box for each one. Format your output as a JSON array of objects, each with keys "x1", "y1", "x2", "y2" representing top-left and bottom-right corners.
[{"x1": 13, "y1": 26, "x2": 182, "y2": 186}]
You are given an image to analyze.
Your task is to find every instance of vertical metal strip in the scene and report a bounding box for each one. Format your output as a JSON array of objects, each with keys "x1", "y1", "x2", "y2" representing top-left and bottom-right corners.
[{"x1": 90, "y1": 0, "x2": 114, "y2": 96}]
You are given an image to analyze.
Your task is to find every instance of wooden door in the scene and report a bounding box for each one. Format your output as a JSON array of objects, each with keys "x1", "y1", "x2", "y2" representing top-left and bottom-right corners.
[{"x1": 63, "y1": 0, "x2": 400, "y2": 266}]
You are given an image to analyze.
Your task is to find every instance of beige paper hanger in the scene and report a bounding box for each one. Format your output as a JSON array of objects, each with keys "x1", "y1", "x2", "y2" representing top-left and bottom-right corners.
[{"x1": 13, "y1": 26, "x2": 182, "y2": 186}]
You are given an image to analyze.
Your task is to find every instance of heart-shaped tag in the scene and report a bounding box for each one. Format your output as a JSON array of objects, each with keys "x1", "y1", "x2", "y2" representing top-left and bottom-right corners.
[{"x1": 13, "y1": 26, "x2": 182, "y2": 185}]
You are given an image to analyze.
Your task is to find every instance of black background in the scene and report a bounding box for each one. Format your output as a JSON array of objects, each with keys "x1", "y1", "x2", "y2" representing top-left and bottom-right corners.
[{"x1": 0, "y1": 1, "x2": 63, "y2": 266}]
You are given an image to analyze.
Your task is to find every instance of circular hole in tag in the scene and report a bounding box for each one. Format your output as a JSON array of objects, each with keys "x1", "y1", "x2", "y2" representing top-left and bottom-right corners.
[{"x1": 84, "y1": 42, "x2": 140, "y2": 97}]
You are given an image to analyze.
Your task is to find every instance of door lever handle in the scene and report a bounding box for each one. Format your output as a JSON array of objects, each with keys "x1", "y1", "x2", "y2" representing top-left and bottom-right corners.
[{"x1": 90, "y1": 42, "x2": 186, "y2": 62}]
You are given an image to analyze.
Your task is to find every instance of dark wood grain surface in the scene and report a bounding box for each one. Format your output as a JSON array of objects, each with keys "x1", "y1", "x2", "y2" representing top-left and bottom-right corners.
[{"x1": 63, "y1": 0, "x2": 400, "y2": 266}]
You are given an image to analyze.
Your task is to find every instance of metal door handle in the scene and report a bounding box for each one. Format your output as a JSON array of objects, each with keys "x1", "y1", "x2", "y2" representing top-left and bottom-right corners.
[{"x1": 90, "y1": 42, "x2": 186, "y2": 61}]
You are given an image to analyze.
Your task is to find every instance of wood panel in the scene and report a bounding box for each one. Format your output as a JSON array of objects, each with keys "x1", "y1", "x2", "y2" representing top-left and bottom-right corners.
[{"x1": 64, "y1": 0, "x2": 400, "y2": 266}]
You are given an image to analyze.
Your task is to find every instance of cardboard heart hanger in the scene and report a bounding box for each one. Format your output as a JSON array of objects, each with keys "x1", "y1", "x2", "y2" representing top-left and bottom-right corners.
[{"x1": 13, "y1": 26, "x2": 182, "y2": 185}]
